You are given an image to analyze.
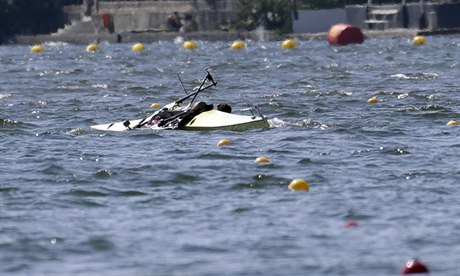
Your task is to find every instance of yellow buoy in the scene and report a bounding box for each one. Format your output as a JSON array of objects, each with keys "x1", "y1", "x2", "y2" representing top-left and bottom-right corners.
[
  {"x1": 288, "y1": 178, "x2": 309, "y2": 191},
  {"x1": 447, "y1": 120, "x2": 459, "y2": 126},
  {"x1": 254, "y1": 156, "x2": 270, "y2": 163},
  {"x1": 86, "y1": 43, "x2": 99, "y2": 52},
  {"x1": 367, "y1": 96, "x2": 379, "y2": 104},
  {"x1": 217, "y1": 139, "x2": 231, "y2": 147},
  {"x1": 230, "y1": 40, "x2": 245, "y2": 50},
  {"x1": 412, "y1": 35, "x2": 426, "y2": 45},
  {"x1": 150, "y1": 103, "x2": 161, "y2": 109},
  {"x1": 183, "y1": 40, "x2": 197, "y2": 50},
  {"x1": 132, "y1": 43, "x2": 145, "y2": 52},
  {"x1": 281, "y1": 39, "x2": 297, "y2": 49},
  {"x1": 31, "y1": 44, "x2": 45, "y2": 53}
]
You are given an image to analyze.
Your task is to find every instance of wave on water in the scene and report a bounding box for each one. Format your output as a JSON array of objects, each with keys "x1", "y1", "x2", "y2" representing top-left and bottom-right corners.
[
  {"x1": 394, "y1": 104, "x2": 453, "y2": 118},
  {"x1": 43, "y1": 41, "x2": 69, "y2": 46},
  {"x1": 0, "y1": 118, "x2": 19, "y2": 127},
  {"x1": 268, "y1": 117, "x2": 288, "y2": 128},
  {"x1": 268, "y1": 117, "x2": 327, "y2": 129},
  {"x1": 0, "y1": 93, "x2": 11, "y2": 99},
  {"x1": 390, "y1": 72, "x2": 439, "y2": 80},
  {"x1": 55, "y1": 68, "x2": 83, "y2": 76},
  {"x1": 2, "y1": 37, "x2": 460, "y2": 276},
  {"x1": 67, "y1": 128, "x2": 86, "y2": 136},
  {"x1": 57, "y1": 84, "x2": 85, "y2": 90}
]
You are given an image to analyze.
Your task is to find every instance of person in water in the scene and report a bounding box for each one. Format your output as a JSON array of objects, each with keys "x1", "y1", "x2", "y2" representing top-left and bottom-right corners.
[
  {"x1": 145, "y1": 102, "x2": 231, "y2": 128},
  {"x1": 217, "y1": 103, "x2": 231, "y2": 113},
  {"x1": 176, "y1": 101, "x2": 213, "y2": 127}
]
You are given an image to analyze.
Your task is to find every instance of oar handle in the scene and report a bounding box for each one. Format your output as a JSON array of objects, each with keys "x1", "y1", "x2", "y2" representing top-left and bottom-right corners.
[{"x1": 177, "y1": 71, "x2": 217, "y2": 105}]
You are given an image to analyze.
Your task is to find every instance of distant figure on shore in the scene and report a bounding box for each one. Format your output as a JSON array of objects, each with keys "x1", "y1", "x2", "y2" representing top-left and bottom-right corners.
[
  {"x1": 180, "y1": 13, "x2": 198, "y2": 33},
  {"x1": 83, "y1": 0, "x2": 94, "y2": 17},
  {"x1": 166, "y1": 12, "x2": 182, "y2": 32}
]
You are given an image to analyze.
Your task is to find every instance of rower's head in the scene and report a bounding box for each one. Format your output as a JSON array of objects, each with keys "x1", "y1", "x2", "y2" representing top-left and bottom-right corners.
[
  {"x1": 191, "y1": 101, "x2": 213, "y2": 113},
  {"x1": 217, "y1": 103, "x2": 231, "y2": 113}
]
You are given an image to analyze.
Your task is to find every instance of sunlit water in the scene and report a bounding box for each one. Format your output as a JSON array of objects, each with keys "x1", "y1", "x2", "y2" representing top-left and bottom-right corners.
[{"x1": 1, "y1": 36, "x2": 460, "y2": 275}]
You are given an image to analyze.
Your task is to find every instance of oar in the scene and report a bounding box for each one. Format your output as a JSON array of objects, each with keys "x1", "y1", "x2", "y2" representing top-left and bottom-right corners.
[
  {"x1": 176, "y1": 70, "x2": 217, "y2": 106},
  {"x1": 178, "y1": 74, "x2": 188, "y2": 95},
  {"x1": 127, "y1": 70, "x2": 217, "y2": 130}
]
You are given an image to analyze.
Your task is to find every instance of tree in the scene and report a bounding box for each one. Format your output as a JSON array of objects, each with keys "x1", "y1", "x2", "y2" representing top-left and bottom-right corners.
[{"x1": 236, "y1": 0, "x2": 293, "y2": 33}]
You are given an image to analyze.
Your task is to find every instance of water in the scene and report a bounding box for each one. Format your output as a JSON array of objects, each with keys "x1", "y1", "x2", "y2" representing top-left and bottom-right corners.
[{"x1": 1, "y1": 37, "x2": 460, "y2": 275}]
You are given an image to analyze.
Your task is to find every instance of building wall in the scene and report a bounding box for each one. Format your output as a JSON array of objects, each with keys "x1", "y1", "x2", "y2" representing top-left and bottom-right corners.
[
  {"x1": 63, "y1": 1, "x2": 460, "y2": 35},
  {"x1": 292, "y1": 9, "x2": 347, "y2": 33},
  {"x1": 96, "y1": 0, "x2": 239, "y2": 33},
  {"x1": 346, "y1": 2, "x2": 460, "y2": 31},
  {"x1": 433, "y1": 3, "x2": 460, "y2": 29},
  {"x1": 345, "y1": 5, "x2": 368, "y2": 29}
]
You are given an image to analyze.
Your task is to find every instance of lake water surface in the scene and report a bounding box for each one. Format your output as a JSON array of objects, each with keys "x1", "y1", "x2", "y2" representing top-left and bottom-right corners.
[{"x1": 1, "y1": 36, "x2": 460, "y2": 275}]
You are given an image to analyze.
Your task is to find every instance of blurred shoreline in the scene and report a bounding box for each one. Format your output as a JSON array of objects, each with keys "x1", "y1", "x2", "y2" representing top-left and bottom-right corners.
[{"x1": 11, "y1": 28, "x2": 460, "y2": 45}]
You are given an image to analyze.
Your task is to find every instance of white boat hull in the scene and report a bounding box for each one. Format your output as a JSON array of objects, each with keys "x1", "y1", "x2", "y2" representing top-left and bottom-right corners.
[
  {"x1": 90, "y1": 118, "x2": 145, "y2": 132},
  {"x1": 91, "y1": 109, "x2": 268, "y2": 132}
]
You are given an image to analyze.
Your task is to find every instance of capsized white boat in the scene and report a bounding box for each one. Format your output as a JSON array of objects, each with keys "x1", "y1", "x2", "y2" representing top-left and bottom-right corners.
[
  {"x1": 91, "y1": 70, "x2": 269, "y2": 132},
  {"x1": 90, "y1": 108, "x2": 268, "y2": 132}
]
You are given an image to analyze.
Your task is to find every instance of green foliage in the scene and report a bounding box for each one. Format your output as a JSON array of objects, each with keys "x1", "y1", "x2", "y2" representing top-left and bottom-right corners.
[{"x1": 236, "y1": 0, "x2": 293, "y2": 33}]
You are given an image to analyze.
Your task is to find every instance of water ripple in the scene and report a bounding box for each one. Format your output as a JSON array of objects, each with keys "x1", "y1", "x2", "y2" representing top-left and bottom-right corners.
[{"x1": 1, "y1": 37, "x2": 460, "y2": 275}]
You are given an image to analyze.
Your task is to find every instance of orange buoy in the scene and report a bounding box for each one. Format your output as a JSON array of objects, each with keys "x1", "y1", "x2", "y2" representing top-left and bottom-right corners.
[
  {"x1": 412, "y1": 35, "x2": 426, "y2": 45},
  {"x1": 401, "y1": 259, "x2": 429, "y2": 274},
  {"x1": 217, "y1": 139, "x2": 231, "y2": 147},
  {"x1": 31, "y1": 44, "x2": 45, "y2": 53},
  {"x1": 446, "y1": 120, "x2": 458, "y2": 126},
  {"x1": 254, "y1": 156, "x2": 270, "y2": 163},
  {"x1": 327, "y1": 24, "x2": 364, "y2": 45},
  {"x1": 281, "y1": 39, "x2": 297, "y2": 49},
  {"x1": 342, "y1": 220, "x2": 359, "y2": 228},
  {"x1": 367, "y1": 96, "x2": 379, "y2": 104},
  {"x1": 288, "y1": 178, "x2": 309, "y2": 191}
]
